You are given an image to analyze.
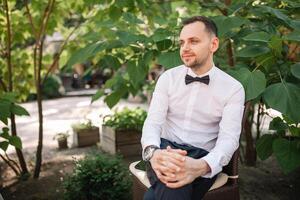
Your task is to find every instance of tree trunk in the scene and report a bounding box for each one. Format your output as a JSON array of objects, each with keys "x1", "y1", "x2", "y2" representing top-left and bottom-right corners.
[
  {"x1": 4, "y1": 0, "x2": 29, "y2": 175},
  {"x1": 29, "y1": 0, "x2": 55, "y2": 178},
  {"x1": 33, "y1": 40, "x2": 44, "y2": 178},
  {"x1": 243, "y1": 102, "x2": 256, "y2": 166},
  {"x1": 224, "y1": 0, "x2": 235, "y2": 67},
  {"x1": 33, "y1": 85, "x2": 43, "y2": 178},
  {"x1": 11, "y1": 115, "x2": 29, "y2": 175}
]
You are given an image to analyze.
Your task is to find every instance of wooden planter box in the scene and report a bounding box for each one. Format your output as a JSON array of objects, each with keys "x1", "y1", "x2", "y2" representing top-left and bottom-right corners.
[
  {"x1": 73, "y1": 127, "x2": 100, "y2": 147},
  {"x1": 101, "y1": 126, "x2": 142, "y2": 157},
  {"x1": 57, "y1": 138, "x2": 68, "y2": 150}
]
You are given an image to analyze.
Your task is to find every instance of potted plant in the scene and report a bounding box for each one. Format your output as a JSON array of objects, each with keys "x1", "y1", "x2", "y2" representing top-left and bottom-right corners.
[
  {"x1": 72, "y1": 119, "x2": 100, "y2": 147},
  {"x1": 101, "y1": 107, "x2": 147, "y2": 157},
  {"x1": 53, "y1": 132, "x2": 69, "y2": 150}
]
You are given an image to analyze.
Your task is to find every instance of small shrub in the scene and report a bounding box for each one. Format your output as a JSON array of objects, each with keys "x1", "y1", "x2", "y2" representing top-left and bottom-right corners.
[
  {"x1": 72, "y1": 119, "x2": 97, "y2": 132},
  {"x1": 103, "y1": 107, "x2": 147, "y2": 131},
  {"x1": 63, "y1": 153, "x2": 132, "y2": 200},
  {"x1": 53, "y1": 131, "x2": 69, "y2": 141},
  {"x1": 42, "y1": 74, "x2": 63, "y2": 99}
]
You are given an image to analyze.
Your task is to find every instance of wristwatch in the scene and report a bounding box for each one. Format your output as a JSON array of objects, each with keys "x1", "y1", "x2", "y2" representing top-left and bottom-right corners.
[{"x1": 143, "y1": 145, "x2": 159, "y2": 162}]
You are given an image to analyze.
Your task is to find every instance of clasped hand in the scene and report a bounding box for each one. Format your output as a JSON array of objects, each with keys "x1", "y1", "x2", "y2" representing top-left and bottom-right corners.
[{"x1": 150, "y1": 146, "x2": 210, "y2": 188}]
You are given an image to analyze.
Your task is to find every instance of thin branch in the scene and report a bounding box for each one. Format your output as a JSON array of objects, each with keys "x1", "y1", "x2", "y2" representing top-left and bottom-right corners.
[
  {"x1": 33, "y1": 0, "x2": 55, "y2": 83},
  {"x1": 24, "y1": 0, "x2": 38, "y2": 39},
  {"x1": 33, "y1": 45, "x2": 38, "y2": 82},
  {"x1": 38, "y1": 0, "x2": 55, "y2": 44},
  {"x1": 42, "y1": 22, "x2": 81, "y2": 85},
  {"x1": 0, "y1": 42, "x2": 6, "y2": 56},
  {"x1": 5, "y1": 152, "x2": 21, "y2": 172},
  {"x1": 4, "y1": 0, "x2": 13, "y2": 91},
  {"x1": 0, "y1": 154, "x2": 20, "y2": 176},
  {"x1": 0, "y1": 77, "x2": 8, "y2": 92},
  {"x1": 226, "y1": 39, "x2": 235, "y2": 67},
  {"x1": 37, "y1": 38, "x2": 44, "y2": 88},
  {"x1": 216, "y1": 7, "x2": 227, "y2": 16},
  {"x1": 288, "y1": 43, "x2": 299, "y2": 61},
  {"x1": 256, "y1": 102, "x2": 262, "y2": 139},
  {"x1": 35, "y1": 0, "x2": 52, "y2": 43},
  {"x1": 38, "y1": 0, "x2": 55, "y2": 84}
]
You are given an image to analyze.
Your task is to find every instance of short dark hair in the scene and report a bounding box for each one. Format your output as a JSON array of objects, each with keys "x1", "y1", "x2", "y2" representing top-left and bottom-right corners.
[{"x1": 181, "y1": 16, "x2": 218, "y2": 37}]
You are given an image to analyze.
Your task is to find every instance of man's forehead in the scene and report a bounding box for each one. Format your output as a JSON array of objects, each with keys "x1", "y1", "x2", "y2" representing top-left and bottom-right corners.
[{"x1": 179, "y1": 22, "x2": 207, "y2": 39}]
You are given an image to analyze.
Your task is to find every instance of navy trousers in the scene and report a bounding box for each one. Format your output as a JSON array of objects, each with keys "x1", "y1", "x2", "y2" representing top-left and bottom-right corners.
[{"x1": 144, "y1": 138, "x2": 218, "y2": 200}]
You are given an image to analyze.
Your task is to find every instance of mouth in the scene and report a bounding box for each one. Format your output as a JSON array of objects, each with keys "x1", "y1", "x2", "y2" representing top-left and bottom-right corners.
[{"x1": 182, "y1": 54, "x2": 195, "y2": 58}]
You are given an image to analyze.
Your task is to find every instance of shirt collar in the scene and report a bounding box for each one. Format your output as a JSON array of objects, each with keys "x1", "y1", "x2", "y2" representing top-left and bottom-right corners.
[{"x1": 185, "y1": 64, "x2": 217, "y2": 79}]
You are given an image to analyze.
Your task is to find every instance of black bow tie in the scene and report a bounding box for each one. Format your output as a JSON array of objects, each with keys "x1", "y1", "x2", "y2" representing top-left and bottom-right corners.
[{"x1": 185, "y1": 74, "x2": 210, "y2": 85}]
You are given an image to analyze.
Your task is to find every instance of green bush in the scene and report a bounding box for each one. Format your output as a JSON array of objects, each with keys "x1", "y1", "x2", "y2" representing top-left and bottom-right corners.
[
  {"x1": 63, "y1": 153, "x2": 132, "y2": 200},
  {"x1": 42, "y1": 74, "x2": 63, "y2": 99},
  {"x1": 103, "y1": 107, "x2": 147, "y2": 131},
  {"x1": 71, "y1": 119, "x2": 97, "y2": 132}
]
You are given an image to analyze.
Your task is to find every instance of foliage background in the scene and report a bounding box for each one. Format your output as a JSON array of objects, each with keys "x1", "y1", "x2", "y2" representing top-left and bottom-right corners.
[{"x1": 0, "y1": 0, "x2": 299, "y2": 183}]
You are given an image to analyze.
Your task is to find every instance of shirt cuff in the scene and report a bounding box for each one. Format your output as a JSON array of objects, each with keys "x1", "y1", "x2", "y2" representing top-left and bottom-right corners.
[{"x1": 201, "y1": 152, "x2": 223, "y2": 178}]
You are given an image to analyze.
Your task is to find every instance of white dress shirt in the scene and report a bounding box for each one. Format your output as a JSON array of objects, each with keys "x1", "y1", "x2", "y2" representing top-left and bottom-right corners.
[{"x1": 141, "y1": 64, "x2": 245, "y2": 178}]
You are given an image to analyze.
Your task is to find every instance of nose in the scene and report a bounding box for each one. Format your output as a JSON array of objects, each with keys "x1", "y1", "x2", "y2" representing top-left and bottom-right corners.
[{"x1": 181, "y1": 42, "x2": 190, "y2": 52}]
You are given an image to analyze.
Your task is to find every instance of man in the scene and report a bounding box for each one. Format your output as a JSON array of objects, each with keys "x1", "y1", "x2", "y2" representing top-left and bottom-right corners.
[{"x1": 141, "y1": 16, "x2": 245, "y2": 200}]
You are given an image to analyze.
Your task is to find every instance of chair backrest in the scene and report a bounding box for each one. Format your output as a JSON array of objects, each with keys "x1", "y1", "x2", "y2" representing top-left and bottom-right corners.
[{"x1": 222, "y1": 149, "x2": 239, "y2": 184}]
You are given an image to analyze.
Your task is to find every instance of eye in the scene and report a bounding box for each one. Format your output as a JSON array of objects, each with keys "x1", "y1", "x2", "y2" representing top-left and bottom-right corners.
[
  {"x1": 191, "y1": 40, "x2": 199, "y2": 44},
  {"x1": 179, "y1": 41, "x2": 184, "y2": 47}
]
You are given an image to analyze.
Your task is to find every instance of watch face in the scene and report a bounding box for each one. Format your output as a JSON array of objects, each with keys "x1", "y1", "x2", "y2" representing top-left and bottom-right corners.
[
  {"x1": 144, "y1": 146, "x2": 156, "y2": 161},
  {"x1": 144, "y1": 147, "x2": 152, "y2": 161}
]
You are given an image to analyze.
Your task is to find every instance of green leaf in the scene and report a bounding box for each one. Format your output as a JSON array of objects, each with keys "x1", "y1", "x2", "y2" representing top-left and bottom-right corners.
[
  {"x1": 122, "y1": 12, "x2": 144, "y2": 24},
  {"x1": 152, "y1": 28, "x2": 173, "y2": 42},
  {"x1": 91, "y1": 89, "x2": 104, "y2": 103},
  {"x1": 109, "y1": 6, "x2": 122, "y2": 21},
  {"x1": 254, "y1": 52, "x2": 276, "y2": 72},
  {"x1": 156, "y1": 39, "x2": 172, "y2": 51},
  {"x1": 157, "y1": 50, "x2": 183, "y2": 69},
  {"x1": 243, "y1": 32, "x2": 271, "y2": 42},
  {"x1": 289, "y1": 126, "x2": 300, "y2": 137},
  {"x1": 237, "y1": 46, "x2": 270, "y2": 57},
  {"x1": 269, "y1": 117, "x2": 289, "y2": 131},
  {"x1": 273, "y1": 138, "x2": 300, "y2": 174},
  {"x1": 98, "y1": 55, "x2": 121, "y2": 70},
  {"x1": 104, "y1": 74, "x2": 124, "y2": 89},
  {"x1": 260, "y1": 6, "x2": 290, "y2": 22},
  {"x1": 269, "y1": 36, "x2": 282, "y2": 57},
  {"x1": 1, "y1": 92, "x2": 17, "y2": 102},
  {"x1": 66, "y1": 42, "x2": 107, "y2": 68},
  {"x1": 291, "y1": 63, "x2": 300, "y2": 79},
  {"x1": 106, "y1": 40, "x2": 124, "y2": 50},
  {"x1": 256, "y1": 134, "x2": 275, "y2": 160},
  {"x1": 263, "y1": 82, "x2": 300, "y2": 123},
  {"x1": 9, "y1": 136, "x2": 22, "y2": 149},
  {"x1": 283, "y1": 31, "x2": 300, "y2": 42},
  {"x1": 227, "y1": 68, "x2": 266, "y2": 101},
  {"x1": 127, "y1": 61, "x2": 146, "y2": 89},
  {"x1": 104, "y1": 88, "x2": 127, "y2": 109},
  {"x1": 289, "y1": 20, "x2": 300, "y2": 31},
  {"x1": 0, "y1": 117, "x2": 8, "y2": 126},
  {"x1": 0, "y1": 127, "x2": 10, "y2": 140},
  {"x1": 214, "y1": 16, "x2": 247, "y2": 37},
  {"x1": 0, "y1": 141, "x2": 9, "y2": 152},
  {"x1": 142, "y1": 50, "x2": 155, "y2": 66},
  {"x1": 0, "y1": 100, "x2": 11, "y2": 125},
  {"x1": 116, "y1": 31, "x2": 143, "y2": 45},
  {"x1": 11, "y1": 104, "x2": 30, "y2": 116}
]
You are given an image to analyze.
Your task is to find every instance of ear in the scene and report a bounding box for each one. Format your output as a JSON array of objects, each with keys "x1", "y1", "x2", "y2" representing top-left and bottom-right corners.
[{"x1": 210, "y1": 36, "x2": 219, "y2": 53}]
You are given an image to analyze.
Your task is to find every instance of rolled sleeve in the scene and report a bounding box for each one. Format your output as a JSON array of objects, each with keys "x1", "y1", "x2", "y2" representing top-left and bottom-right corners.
[{"x1": 201, "y1": 84, "x2": 245, "y2": 178}]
